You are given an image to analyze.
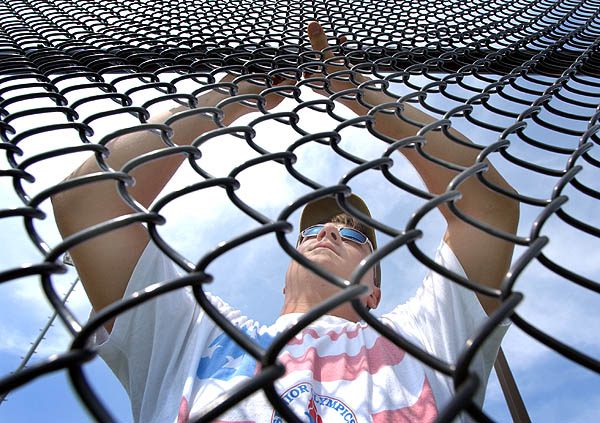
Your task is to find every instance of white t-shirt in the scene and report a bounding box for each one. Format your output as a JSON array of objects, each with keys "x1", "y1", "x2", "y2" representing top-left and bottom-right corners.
[{"x1": 92, "y1": 241, "x2": 508, "y2": 423}]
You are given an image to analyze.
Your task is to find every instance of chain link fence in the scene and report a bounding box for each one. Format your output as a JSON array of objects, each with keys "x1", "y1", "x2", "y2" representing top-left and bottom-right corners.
[{"x1": 1, "y1": 0, "x2": 599, "y2": 422}]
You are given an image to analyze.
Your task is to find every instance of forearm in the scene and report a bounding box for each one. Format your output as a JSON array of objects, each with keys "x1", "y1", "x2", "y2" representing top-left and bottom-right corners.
[
  {"x1": 66, "y1": 89, "x2": 248, "y2": 210},
  {"x1": 339, "y1": 90, "x2": 474, "y2": 184},
  {"x1": 337, "y1": 87, "x2": 516, "y2": 213},
  {"x1": 345, "y1": 83, "x2": 519, "y2": 303}
]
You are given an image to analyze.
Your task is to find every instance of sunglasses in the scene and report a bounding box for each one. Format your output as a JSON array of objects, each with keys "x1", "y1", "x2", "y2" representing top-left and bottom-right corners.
[{"x1": 300, "y1": 225, "x2": 373, "y2": 252}]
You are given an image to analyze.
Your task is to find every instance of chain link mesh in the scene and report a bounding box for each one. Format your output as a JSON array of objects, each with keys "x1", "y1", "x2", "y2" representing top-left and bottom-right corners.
[{"x1": 1, "y1": 0, "x2": 599, "y2": 422}]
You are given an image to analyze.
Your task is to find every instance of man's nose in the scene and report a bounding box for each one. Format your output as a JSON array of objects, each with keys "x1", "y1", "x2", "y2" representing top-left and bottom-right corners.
[{"x1": 316, "y1": 223, "x2": 340, "y2": 242}]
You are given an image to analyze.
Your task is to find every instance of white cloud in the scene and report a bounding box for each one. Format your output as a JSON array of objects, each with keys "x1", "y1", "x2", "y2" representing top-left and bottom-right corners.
[
  {"x1": 0, "y1": 324, "x2": 31, "y2": 355},
  {"x1": 0, "y1": 307, "x2": 80, "y2": 358},
  {"x1": 499, "y1": 256, "x2": 600, "y2": 372}
]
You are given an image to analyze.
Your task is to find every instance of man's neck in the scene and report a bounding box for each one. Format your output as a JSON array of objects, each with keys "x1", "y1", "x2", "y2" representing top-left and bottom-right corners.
[{"x1": 280, "y1": 298, "x2": 361, "y2": 322}]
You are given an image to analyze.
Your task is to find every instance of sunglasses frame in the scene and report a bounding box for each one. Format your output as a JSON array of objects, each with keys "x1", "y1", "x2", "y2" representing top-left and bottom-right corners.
[{"x1": 299, "y1": 224, "x2": 374, "y2": 252}]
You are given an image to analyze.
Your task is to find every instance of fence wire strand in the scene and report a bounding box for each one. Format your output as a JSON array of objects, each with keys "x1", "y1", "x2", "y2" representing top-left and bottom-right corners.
[{"x1": 0, "y1": 0, "x2": 599, "y2": 422}]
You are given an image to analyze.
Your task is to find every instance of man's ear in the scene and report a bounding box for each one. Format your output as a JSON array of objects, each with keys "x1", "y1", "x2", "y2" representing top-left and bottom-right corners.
[
  {"x1": 367, "y1": 286, "x2": 381, "y2": 309},
  {"x1": 282, "y1": 286, "x2": 286, "y2": 295}
]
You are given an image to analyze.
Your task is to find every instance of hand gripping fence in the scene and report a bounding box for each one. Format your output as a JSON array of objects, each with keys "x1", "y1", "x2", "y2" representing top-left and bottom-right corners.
[{"x1": 0, "y1": 0, "x2": 599, "y2": 422}]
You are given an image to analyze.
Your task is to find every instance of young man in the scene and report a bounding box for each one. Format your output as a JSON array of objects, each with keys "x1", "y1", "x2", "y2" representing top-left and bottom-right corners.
[{"x1": 52, "y1": 22, "x2": 518, "y2": 423}]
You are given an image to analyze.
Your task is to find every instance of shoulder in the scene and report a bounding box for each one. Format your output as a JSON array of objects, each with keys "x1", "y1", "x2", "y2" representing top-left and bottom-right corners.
[{"x1": 381, "y1": 241, "x2": 490, "y2": 346}]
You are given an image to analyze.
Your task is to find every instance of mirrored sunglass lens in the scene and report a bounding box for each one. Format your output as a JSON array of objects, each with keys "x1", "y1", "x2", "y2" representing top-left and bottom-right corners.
[
  {"x1": 303, "y1": 225, "x2": 324, "y2": 237},
  {"x1": 340, "y1": 228, "x2": 366, "y2": 243}
]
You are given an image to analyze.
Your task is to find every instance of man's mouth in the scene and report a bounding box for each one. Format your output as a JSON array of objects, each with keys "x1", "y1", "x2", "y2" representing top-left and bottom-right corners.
[{"x1": 312, "y1": 242, "x2": 337, "y2": 254}]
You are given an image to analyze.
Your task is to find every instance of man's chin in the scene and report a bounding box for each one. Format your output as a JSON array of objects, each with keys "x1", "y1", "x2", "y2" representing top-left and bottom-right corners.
[{"x1": 297, "y1": 264, "x2": 351, "y2": 288}]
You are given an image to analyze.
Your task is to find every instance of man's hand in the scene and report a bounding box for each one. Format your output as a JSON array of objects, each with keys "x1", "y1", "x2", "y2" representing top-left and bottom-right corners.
[
  {"x1": 219, "y1": 73, "x2": 294, "y2": 113},
  {"x1": 306, "y1": 22, "x2": 369, "y2": 96}
]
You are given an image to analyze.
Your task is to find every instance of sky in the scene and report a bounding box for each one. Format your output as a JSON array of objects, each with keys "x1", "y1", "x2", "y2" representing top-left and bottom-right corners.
[{"x1": 0, "y1": 69, "x2": 599, "y2": 423}]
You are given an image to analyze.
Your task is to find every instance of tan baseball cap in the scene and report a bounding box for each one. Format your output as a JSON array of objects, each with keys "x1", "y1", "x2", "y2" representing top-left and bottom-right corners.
[{"x1": 299, "y1": 194, "x2": 381, "y2": 286}]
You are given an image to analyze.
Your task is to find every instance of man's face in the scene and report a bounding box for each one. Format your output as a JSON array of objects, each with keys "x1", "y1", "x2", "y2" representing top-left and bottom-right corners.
[
  {"x1": 285, "y1": 221, "x2": 380, "y2": 309},
  {"x1": 297, "y1": 222, "x2": 372, "y2": 276}
]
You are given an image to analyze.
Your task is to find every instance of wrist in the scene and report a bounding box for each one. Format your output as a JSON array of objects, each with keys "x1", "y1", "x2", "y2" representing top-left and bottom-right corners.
[{"x1": 169, "y1": 89, "x2": 248, "y2": 127}]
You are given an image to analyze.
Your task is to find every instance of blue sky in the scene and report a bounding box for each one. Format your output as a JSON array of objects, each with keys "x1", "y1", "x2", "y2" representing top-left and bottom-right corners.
[{"x1": 1, "y1": 72, "x2": 599, "y2": 422}]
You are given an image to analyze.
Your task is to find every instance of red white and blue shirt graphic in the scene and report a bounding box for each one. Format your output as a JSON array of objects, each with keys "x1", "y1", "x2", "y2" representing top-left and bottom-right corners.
[{"x1": 188, "y1": 314, "x2": 438, "y2": 423}]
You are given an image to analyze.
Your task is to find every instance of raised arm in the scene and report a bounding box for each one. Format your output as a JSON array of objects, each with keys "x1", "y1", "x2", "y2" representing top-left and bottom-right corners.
[
  {"x1": 52, "y1": 75, "x2": 289, "y2": 331},
  {"x1": 307, "y1": 22, "x2": 519, "y2": 314}
]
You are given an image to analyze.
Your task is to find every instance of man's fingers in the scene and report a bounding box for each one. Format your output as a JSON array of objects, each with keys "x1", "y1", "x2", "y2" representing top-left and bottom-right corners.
[
  {"x1": 307, "y1": 21, "x2": 331, "y2": 59},
  {"x1": 306, "y1": 22, "x2": 354, "y2": 89}
]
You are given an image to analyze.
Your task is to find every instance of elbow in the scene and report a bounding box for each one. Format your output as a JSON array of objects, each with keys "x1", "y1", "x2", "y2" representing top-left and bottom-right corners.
[
  {"x1": 498, "y1": 179, "x2": 520, "y2": 233},
  {"x1": 484, "y1": 166, "x2": 520, "y2": 235},
  {"x1": 51, "y1": 189, "x2": 74, "y2": 238},
  {"x1": 489, "y1": 185, "x2": 520, "y2": 236},
  {"x1": 504, "y1": 196, "x2": 520, "y2": 236},
  {"x1": 51, "y1": 170, "x2": 89, "y2": 238}
]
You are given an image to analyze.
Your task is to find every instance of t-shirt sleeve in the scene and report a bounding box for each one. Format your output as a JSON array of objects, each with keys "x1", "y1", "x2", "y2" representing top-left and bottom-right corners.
[
  {"x1": 381, "y1": 241, "x2": 509, "y2": 407},
  {"x1": 88, "y1": 241, "x2": 230, "y2": 422}
]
